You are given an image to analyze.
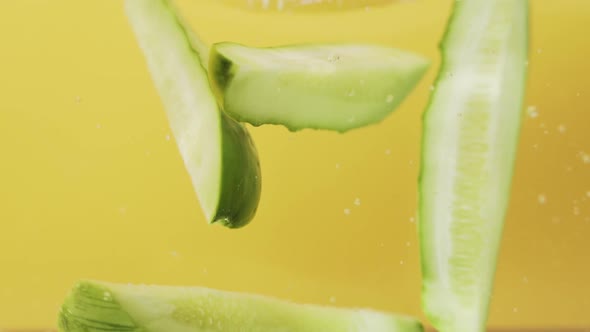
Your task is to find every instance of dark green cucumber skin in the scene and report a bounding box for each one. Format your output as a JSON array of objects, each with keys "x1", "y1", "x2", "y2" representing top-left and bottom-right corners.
[
  {"x1": 417, "y1": 1, "x2": 529, "y2": 331},
  {"x1": 209, "y1": 48, "x2": 235, "y2": 105},
  {"x1": 214, "y1": 112, "x2": 261, "y2": 228},
  {"x1": 58, "y1": 282, "x2": 142, "y2": 332},
  {"x1": 126, "y1": 0, "x2": 261, "y2": 229}
]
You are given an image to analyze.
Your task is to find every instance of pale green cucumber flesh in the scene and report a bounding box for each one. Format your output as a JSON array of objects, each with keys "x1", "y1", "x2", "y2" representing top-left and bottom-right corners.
[
  {"x1": 210, "y1": 42, "x2": 430, "y2": 132},
  {"x1": 58, "y1": 280, "x2": 424, "y2": 332},
  {"x1": 125, "y1": 0, "x2": 261, "y2": 228},
  {"x1": 418, "y1": 1, "x2": 529, "y2": 332}
]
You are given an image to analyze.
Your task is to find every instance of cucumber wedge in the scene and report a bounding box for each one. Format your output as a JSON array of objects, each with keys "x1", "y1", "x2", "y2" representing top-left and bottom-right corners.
[
  {"x1": 209, "y1": 42, "x2": 430, "y2": 132},
  {"x1": 125, "y1": 0, "x2": 261, "y2": 228},
  {"x1": 58, "y1": 280, "x2": 424, "y2": 332},
  {"x1": 418, "y1": 1, "x2": 529, "y2": 332}
]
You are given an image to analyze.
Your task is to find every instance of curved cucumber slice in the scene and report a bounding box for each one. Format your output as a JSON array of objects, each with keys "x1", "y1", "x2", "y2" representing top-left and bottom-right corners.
[
  {"x1": 125, "y1": 0, "x2": 261, "y2": 228},
  {"x1": 418, "y1": 1, "x2": 529, "y2": 332},
  {"x1": 210, "y1": 42, "x2": 430, "y2": 132},
  {"x1": 58, "y1": 280, "x2": 424, "y2": 332}
]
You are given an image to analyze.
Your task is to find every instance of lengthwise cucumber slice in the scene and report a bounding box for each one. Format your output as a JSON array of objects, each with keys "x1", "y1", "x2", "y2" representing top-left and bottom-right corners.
[
  {"x1": 418, "y1": 1, "x2": 529, "y2": 332},
  {"x1": 209, "y1": 42, "x2": 430, "y2": 132},
  {"x1": 58, "y1": 280, "x2": 424, "y2": 332},
  {"x1": 125, "y1": 0, "x2": 261, "y2": 228}
]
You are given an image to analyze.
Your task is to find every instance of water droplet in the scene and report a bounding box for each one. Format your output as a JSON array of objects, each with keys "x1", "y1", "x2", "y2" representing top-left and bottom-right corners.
[
  {"x1": 386, "y1": 94, "x2": 395, "y2": 103},
  {"x1": 405, "y1": 241, "x2": 411, "y2": 247},
  {"x1": 586, "y1": 191, "x2": 590, "y2": 198},
  {"x1": 335, "y1": 163, "x2": 341, "y2": 169},
  {"x1": 354, "y1": 198, "x2": 361, "y2": 206},
  {"x1": 344, "y1": 208, "x2": 351, "y2": 215},
  {"x1": 537, "y1": 194, "x2": 547, "y2": 205},
  {"x1": 543, "y1": 129, "x2": 549, "y2": 135},
  {"x1": 526, "y1": 106, "x2": 538, "y2": 118},
  {"x1": 513, "y1": 307, "x2": 519, "y2": 313},
  {"x1": 119, "y1": 207, "x2": 127, "y2": 215},
  {"x1": 579, "y1": 152, "x2": 590, "y2": 164},
  {"x1": 202, "y1": 268, "x2": 208, "y2": 274},
  {"x1": 409, "y1": 217, "x2": 415, "y2": 223},
  {"x1": 557, "y1": 124, "x2": 567, "y2": 133},
  {"x1": 385, "y1": 149, "x2": 391, "y2": 155},
  {"x1": 165, "y1": 134, "x2": 171, "y2": 141},
  {"x1": 576, "y1": 91, "x2": 581, "y2": 97},
  {"x1": 96, "y1": 123, "x2": 102, "y2": 129},
  {"x1": 536, "y1": 48, "x2": 542, "y2": 54},
  {"x1": 75, "y1": 96, "x2": 82, "y2": 103},
  {"x1": 329, "y1": 296, "x2": 336, "y2": 303},
  {"x1": 399, "y1": 260, "x2": 405, "y2": 265},
  {"x1": 522, "y1": 276, "x2": 529, "y2": 283}
]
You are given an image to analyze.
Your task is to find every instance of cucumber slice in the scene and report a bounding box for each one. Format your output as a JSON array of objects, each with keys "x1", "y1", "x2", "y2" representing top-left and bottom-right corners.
[
  {"x1": 209, "y1": 42, "x2": 430, "y2": 132},
  {"x1": 58, "y1": 280, "x2": 424, "y2": 332},
  {"x1": 125, "y1": 0, "x2": 261, "y2": 228},
  {"x1": 418, "y1": 1, "x2": 529, "y2": 332}
]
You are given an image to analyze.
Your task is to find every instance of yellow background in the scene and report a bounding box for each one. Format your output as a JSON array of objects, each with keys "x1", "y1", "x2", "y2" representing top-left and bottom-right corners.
[{"x1": 1, "y1": 0, "x2": 589, "y2": 329}]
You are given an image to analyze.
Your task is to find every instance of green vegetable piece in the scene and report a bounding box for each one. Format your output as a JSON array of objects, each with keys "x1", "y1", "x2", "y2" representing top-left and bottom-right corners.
[
  {"x1": 59, "y1": 280, "x2": 425, "y2": 332},
  {"x1": 125, "y1": 0, "x2": 261, "y2": 228},
  {"x1": 418, "y1": 1, "x2": 529, "y2": 332},
  {"x1": 209, "y1": 42, "x2": 430, "y2": 132}
]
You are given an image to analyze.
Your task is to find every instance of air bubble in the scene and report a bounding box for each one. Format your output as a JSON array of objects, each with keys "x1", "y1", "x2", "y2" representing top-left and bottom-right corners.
[
  {"x1": 538, "y1": 194, "x2": 547, "y2": 204},
  {"x1": 75, "y1": 96, "x2": 82, "y2": 104},
  {"x1": 386, "y1": 94, "x2": 395, "y2": 103},
  {"x1": 409, "y1": 217, "x2": 415, "y2": 223},
  {"x1": 96, "y1": 123, "x2": 102, "y2": 129},
  {"x1": 385, "y1": 149, "x2": 391, "y2": 155},
  {"x1": 344, "y1": 208, "x2": 351, "y2": 215},
  {"x1": 406, "y1": 241, "x2": 411, "y2": 247},
  {"x1": 526, "y1": 106, "x2": 538, "y2": 118},
  {"x1": 348, "y1": 89, "x2": 356, "y2": 97},
  {"x1": 579, "y1": 152, "x2": 590, "y2": 164},
  {"x1": 354, "y1": 198, "x2": 361, "y2": 206},
  {"x1": 165, "y1": 134, "x2": 171, "y2": 141},
  {"x1": 557, "y1": 124, "x2": 567, "y2": 133},
  {"x1": 335, "y1": 163, "x2": 341, "y2": 169},
  {"x1": 574, "y1": 206, "x2": 581, "y2": 216},
  {"x1": 329, "y1": 296, "x2": 336, "y2": 303}
]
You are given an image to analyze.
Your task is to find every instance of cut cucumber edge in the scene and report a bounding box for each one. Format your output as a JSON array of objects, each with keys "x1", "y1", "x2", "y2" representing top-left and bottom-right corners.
[
  {"x1": 417, "y1": 1, "x2": 529, "y2": 332},
  {"x1": 125, "y1": 0, "x2": 261, "y2": 229},
  {"x1": 58, "y1": 280, "x2": 425, "y2": 332},
  {"x1": 209, "y1": 42, "x2": 431, "y2": 133}
]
